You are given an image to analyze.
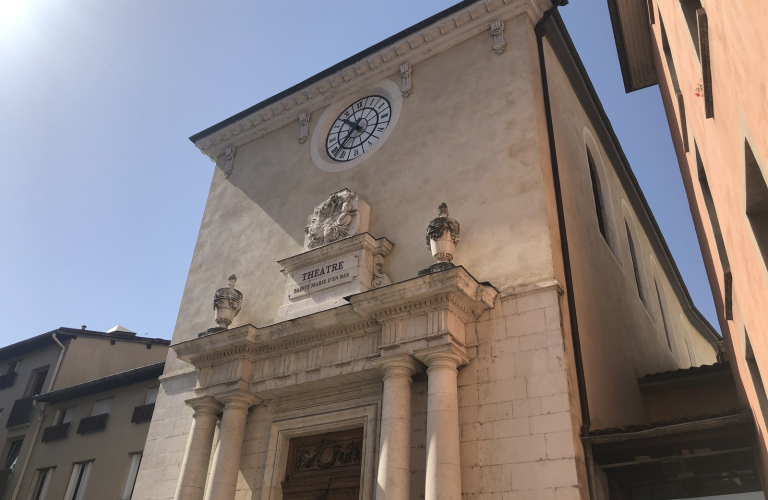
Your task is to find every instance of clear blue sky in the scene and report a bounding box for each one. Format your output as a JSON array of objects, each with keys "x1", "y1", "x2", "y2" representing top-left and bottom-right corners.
[{"x1": 0, "y1": 0, "x2": 717, "y2": 344}]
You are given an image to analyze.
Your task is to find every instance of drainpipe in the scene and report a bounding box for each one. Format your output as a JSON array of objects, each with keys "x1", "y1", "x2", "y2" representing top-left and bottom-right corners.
[
  {"x1": 10, "y1": 403, "x2": 44, "y2": 500},
  {"x1": 9, "y1": 332, "x2": 66, "y2": 500},
  {"x1": 534, "y1": 4, "x2": 596, "y2": 497}
]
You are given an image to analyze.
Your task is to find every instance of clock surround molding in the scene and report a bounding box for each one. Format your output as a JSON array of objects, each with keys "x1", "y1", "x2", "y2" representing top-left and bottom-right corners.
[{"x1": 309, "y1": 79, "x2": 403, "y2": 173}]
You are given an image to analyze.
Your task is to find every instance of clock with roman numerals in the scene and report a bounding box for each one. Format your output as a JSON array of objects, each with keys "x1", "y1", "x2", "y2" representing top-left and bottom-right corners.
[{"x1": 325, "y1": 95, "x2": 392, "y2": 162}]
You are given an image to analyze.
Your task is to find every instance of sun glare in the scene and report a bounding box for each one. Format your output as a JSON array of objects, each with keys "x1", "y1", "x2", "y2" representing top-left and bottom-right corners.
[{"x1": 0, "y1": 0, "x2": 29, "y2": 30}]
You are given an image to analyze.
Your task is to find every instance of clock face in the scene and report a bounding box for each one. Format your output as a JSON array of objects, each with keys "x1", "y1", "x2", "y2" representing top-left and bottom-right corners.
[{"x1": 325, "y1": 95, "x2": 392, "y2": 162}]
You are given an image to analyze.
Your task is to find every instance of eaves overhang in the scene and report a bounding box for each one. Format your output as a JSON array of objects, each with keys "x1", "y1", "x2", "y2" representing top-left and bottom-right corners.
[
  {"x1": 188, "y1": 0, "x2": 552, "y2": 160},
  {"x1": 606, "y1": 0, "x2": 658, "y2": 92},
  {"x1": 35, "y1": 362, "x2": 165, "y2": 404}
]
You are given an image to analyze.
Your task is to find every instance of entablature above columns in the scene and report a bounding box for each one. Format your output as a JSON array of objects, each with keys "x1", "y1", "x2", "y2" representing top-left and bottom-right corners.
[{"x1": 171, "y1": 266, "x2": 497, "y2": 398}]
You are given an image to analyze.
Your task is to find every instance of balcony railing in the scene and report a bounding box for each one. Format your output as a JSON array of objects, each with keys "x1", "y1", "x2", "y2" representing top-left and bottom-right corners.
[
  {"x1": 0, "y1": 372, "x2": 16, "y2": 390},
  {"x1": 131, "y1": 402, "x2": 155, "y2": 424},
  {"x1": 5, "y1": 398, "x2": 34, "y2": 428},
  {"x1": 76, "y1": 414, "x2": 108, "y2": 435},
  {"x1": 41, "y1": 422, "x2": 70, "y2": 443}
]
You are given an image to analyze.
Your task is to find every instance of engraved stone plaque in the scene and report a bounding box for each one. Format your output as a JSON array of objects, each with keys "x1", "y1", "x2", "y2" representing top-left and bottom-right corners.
[{"x1": 287, "y1": 255, "x2": 359, "y2": 300}]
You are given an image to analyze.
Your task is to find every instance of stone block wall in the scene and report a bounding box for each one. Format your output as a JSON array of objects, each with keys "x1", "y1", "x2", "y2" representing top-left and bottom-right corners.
[{"x1": 457, "y1": 287, "x2": 582, "y2": 500}]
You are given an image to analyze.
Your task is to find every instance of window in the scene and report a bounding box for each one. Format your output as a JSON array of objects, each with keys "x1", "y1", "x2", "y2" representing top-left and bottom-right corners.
[
  {"x1": 696, "y1": 143, "x2": 733, "y2": 319},
  {"x1": 120, "y1": 453, "x2": 143, "y2": 500},
  {"x1": 697, "y1": 8, "x2": 713, "y2": 118},
  {"x1": 91, "y1": 398, "x2": 112, "y2": 417},
  {"x1": 660, "y1": 15, "x2": 688, "y2": 151},
  {"x1": 2, "y1": 439, "x2": 23, "y2": 471},
  {"x1": 680, "y1": 0, "x2": 704, "y2": 60},
  {"x1": 55, "y1": 408, "x2": 74, "y2": 426},
  {"x1": 1, "y1": 361, "x2": 18, "y2": 376},
  {"x1": 745, "y1": 330, "x2": 768, "y2": 428},
  {"x1": 745, "y1": 140, "x2": 768, "y2": 268},
  {"x1": 28, "y1": 467, "x2": 54, "y2": 500},
  {"x1": 587, "y1": 148, "x2": 607, "y2": 240},
  {"x1": 26, "y1": 368, "x2": 49, "y2": 398},
  {"x1": 63, "y1": 461, "x2": 93, "y2": 500},
  {"x1": 655, "y1": 279, "x2": 673, "y2": 352},
  {"x1": 144, "y1": 387, "x2": 158, "y2": 406},
  {"x1": 626, "y1": 221, "x2": 645, "y2": 302}
]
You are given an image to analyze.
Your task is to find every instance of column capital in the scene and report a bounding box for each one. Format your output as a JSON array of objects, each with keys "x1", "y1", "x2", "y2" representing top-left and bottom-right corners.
[
  {"x1": 414, "y1": 344, "x2": 469, "y2": 369},
  {"x1": 216, "y1": 389, "x2": 259, "y2": 410},
  {"x1": 371, "y1": 354, "x2": 422, "y2": 377},
  {"x1": 185, "y1": 395, "x2": 224, "y2": 415}
]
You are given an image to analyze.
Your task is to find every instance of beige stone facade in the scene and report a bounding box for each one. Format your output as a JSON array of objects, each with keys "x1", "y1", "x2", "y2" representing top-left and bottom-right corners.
[
  {"x1": 608, "y1": 0, "x2": 768, "y2": 484},
  {"x1": 133, "y1": 1, "x2": 750, "y2": 500}
]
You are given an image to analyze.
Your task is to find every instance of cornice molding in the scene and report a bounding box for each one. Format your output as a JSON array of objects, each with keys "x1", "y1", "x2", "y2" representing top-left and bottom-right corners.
[{"x1": 193, "y1": 0, "x2": 550, "y2": 161}]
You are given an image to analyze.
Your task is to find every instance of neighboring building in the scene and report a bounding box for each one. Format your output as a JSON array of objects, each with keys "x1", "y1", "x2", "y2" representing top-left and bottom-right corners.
[
  {"x1": 18, "y1": 362, "x2": 165, "y2": 500},
  {"x1": 133, "y1": 1, "x2": 760, "y2": 500},
  {"x1": 0, "y1": 327, "x2": 169, "y2": 500},
  {"x1": 606, "y1": 0, "x2": 768, "y2": 479}
]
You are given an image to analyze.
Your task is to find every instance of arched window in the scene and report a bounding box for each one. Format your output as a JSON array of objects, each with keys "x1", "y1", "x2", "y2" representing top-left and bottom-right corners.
[
  {"x1": 587, "y1": 148, "x2": 606, "y2": 240},
  {"x1": 626, "y1": 221, "x2": 644, "y2": 302},
  {"x1": 654, "y1": 279, "x2": 672, "y2": 351}
]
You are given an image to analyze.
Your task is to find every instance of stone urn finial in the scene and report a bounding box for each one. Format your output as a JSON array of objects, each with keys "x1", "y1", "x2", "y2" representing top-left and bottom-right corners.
[
  {"x1": 213, "y1": 274, "x2": 243, "y2": 329},
  {"x1": 420, "y1": 203, "x2": 460, "y2": 276}
]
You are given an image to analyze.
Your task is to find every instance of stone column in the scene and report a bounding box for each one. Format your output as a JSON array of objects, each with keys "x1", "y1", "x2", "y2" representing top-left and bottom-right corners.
[
  {"x1": 174, "y1": 396, "x2": 223, "y2": 500},
  {"x1": 416, "y1": 346, "x2": 468, "y2": 500},
  {"x1": 372, "y1": 355, "x2": 421, "y2": 500},
  {"x1": 204, "y1": 390, "x2": 258, "y2": 500}
]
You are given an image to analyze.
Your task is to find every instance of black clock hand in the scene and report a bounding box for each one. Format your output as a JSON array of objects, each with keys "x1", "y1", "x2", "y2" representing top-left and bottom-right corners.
[
  {"x1": 335, "y1": 117, "x2": 363, "y2": 158},
  {"x1": 342, "y1": 118, "x2": 364, "y2": 132}
]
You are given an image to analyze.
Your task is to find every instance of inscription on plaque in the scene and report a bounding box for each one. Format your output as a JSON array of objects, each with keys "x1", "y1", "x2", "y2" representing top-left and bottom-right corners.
[{"x1": 288, "y1": 255, "x2": 359, "y2": 299}]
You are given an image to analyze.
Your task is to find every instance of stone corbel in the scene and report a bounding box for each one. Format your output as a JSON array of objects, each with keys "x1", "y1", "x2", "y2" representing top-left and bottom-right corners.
[
  {"x1": 222, "y1": 146, "x2": 236, "y2": 178},
  {"x1": 298, "y1": 110, "x2": 311, "y2": 144},
  {"x1": 372, "y1": 255, "x2": 391, "y2": 288},
  {"x1": 400, "y1": 62, "x2": 413, "y2": 97},
  {"x1": 490, "y1": 19, "x2": 505, "y2": 54}
]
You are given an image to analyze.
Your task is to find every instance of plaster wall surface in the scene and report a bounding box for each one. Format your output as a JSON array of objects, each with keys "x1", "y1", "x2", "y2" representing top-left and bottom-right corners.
[
  {"x1": 0, "y1": 343, "x2": 63, "y2": 499},
  {"x1": 540, "y1": 37, "x2": 717, "y2": 431},
  {"x1": 53, "y1": 336, "x2": 168, "y2": 390},
  {"x1": 165, "y1": 14, "x2": 554, "y2": 372},
  {"x1": 649, "y1": 0, "x2": 768, "y2": 472},
  {"x1": 14, "y1": 377, "x2": 160, "y2": 500}
]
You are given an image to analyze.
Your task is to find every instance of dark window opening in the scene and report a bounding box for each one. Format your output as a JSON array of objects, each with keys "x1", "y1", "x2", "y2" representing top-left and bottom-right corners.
[
  {"x1": 27, "y1": 368, "x2": 49, "y2": 398},
  {"x1": 680, "y1": 0, "x2": 704, "y2": 60},
  {"x1": 655, "y1": 280, "x2": 672, "y2": 352},
  {"x1": 745, "y1": 140, "x2": 768, "y2": 269},
  {"x1": 698, "y1": 8, "x2": 714, "y2": 118},
  {"x1": 745, "y1": 330, "x2": 768, "y2": 428},
  {"x1": 587, "y1": 148, "x2": 607, "y2": 240},
  {"x1": 696, "y1": 143, "x2": 732, "y2": 319},
  {"x1": 2, "y1": 439, "x2": 23, "y2": 471},
  {"x1": 647, "y1": 0, "x2": 655, "y2": 24},
  {"x1": 626, "y1": 222, "x2": 645, "y2": 302}
]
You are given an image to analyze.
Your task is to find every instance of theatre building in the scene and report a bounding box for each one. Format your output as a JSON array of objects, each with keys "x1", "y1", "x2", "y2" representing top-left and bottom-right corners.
[{"x1": 133, "y1": 1, "x2": 762, "y2": 499}]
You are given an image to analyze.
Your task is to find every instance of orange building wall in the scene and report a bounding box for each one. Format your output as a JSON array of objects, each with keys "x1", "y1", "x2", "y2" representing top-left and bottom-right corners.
[{"x1": 648, "y1": 0, "x2": 768, "y2": 478}]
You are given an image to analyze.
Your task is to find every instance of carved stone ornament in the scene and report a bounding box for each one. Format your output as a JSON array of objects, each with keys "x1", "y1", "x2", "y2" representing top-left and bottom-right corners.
[
  {"x1": 222, "y1": 146, "x2": 236, "y2": 178},
  {"x1": 490, "y1": 19, "x2": 506, "y2": 54},
  {"x1": 400, "y1": 62, "x2": 413, "y2": 97},
  {"x1": 298, "y1": 110, "x2": 311, "y2": 144},
  {"x1": 420, "y1": 203, "x2": 460, "y2": 276},
  {"x1": 213, "y1": 274, "x2": 243, "y2": 330},
  {"x1": 304, "y1": 189, "x2": 368, "y2": 250},
  {"x1": 372, "y1": 254, "x2": 391, "y2": 288}
]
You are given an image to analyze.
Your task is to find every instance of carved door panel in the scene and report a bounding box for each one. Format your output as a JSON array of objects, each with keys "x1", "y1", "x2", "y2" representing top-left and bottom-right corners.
[{"x1": 282, "y1": 429, "x2": 363, "y2": 500}]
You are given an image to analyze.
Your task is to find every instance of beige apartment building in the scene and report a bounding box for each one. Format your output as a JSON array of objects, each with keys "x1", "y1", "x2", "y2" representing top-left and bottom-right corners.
[
  {"x1": 606, "y1": 0, "x2": 768, "y2": 480},
  {"x1": 0, "y1": 327, "x2": 169, "y2": 500},
  {"x1": 133, "y1": 1, "x2": 761, "y2": 499}
]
